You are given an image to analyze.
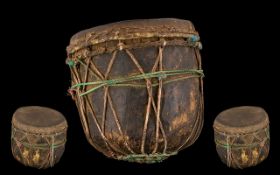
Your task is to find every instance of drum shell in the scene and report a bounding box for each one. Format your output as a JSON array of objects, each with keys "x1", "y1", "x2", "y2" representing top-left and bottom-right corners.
[
  {"x1": 11, "y1": 107, "x2": 67, "y2": 169},
  {"x1": 213, "y1": 106, "x2": 270, "y2": 169},
  {"x1": 67, "y1": 19, "x2": 204, "y2": 163},
  {"x1": 214, "y1": 126, "x2": 270, "y2": 169}
]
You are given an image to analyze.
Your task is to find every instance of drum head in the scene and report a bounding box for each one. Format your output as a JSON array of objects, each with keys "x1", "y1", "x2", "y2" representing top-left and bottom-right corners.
[
  {"x1": 67, "y1": 18, "x2": 198, "y2": 54},
  {"x1": 214, "y1": 106, "x2": 269, "y2": 134},
  {"x1": 12, "y1": 106, "x2": 67, "y2": 133}
]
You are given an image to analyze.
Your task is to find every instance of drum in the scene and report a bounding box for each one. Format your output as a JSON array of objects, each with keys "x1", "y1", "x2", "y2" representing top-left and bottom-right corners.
[
  {"x1": 213, "y1": 106, "x2": 270, "y2": 169},
  {"x1": 11, "y1": 106, "x2": 68, "y2": 169},
  {"x1": 66, "y1": 18, "x2": 204, "y2": 163}
]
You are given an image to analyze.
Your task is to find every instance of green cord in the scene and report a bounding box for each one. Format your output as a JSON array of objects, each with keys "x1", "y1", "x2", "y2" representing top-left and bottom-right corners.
[
  {"x1": 119, "y1": 152, "x2": 177, "y2": 163},
  {"x1": 215, "y1": 127, "x2": 270, "y2": 149},
  {"x1": 11, "y1": 126, "x2": 66, "y2": 150},
  {"x1": 66, "y1": 60, "x2": 75, "y2": 67},
  {"x1": 71, "y1": 69, "x2": 204, "y2": 96},
  {"x1": 12, "y1": 138, "x2": 66, "y2": 149},
  {"x1": 215, "y1": 140, "x2": 261, "y2": 149}
]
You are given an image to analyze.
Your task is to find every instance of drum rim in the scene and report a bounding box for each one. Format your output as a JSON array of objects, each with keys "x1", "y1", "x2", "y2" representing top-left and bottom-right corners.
[
  {"x1": 67, "y1": 18, "x2": 199, "y2": 54},
  {"x1": 12, "y1": 106, "x2": 68, "y2": 134},
  {"x1": 213, "y1": 106, "x2": 269, "y2": 134}
]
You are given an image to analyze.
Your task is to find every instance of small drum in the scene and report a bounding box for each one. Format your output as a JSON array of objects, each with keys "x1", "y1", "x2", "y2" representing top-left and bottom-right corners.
[
  {"x1": 213, "y1": 106, "x2": 270, "y2": 169},
  {"x1": 66, "y1": 18, "x2": 204, "y2": 163},
  {"x1": 11, "y1": 106, "x2": 68, "y2": 169}
]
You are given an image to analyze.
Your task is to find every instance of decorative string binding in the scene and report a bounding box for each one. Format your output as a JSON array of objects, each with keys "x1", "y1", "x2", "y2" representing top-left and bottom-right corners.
[
  {"x1": 214, "y1": 127, "x2": 270, "y2": 168},
  {"x1": 70, "y1": 68, "x2": 204, "y2": 97},
  {"x1": 120, "y1": 152, "x2": 178, "y2": 163},
  {"x1": 67, "y1": 37, "x2": 204, "y2": 163},
  {"x1": 11, "y1": 125, "x2": 67, "y2": 168}
]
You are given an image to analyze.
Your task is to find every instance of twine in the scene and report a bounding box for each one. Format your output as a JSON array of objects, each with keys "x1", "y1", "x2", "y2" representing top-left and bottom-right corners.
[
  {"x1": 66, "y1": 38, "x2": 204, "y2": 162},
  {"x1": 11, "y1": 126, "x2": 66, "y2": 167},
  {"x1": 119, "y1": 152, "x2": 177, "y2": 163},
  {"x1": 214, "y1": 127, "x2": 270, "y2": 149},
  {"x1": 215, "y1": 137, "x2": 269, "y2": 149},
  {"x1": 215, "y1": 127, "x2": 270, "y2": 168},
  {"x1": 12, "y1": 138, "x2": 66, "y2": 149},
  {"x1": 70, "y1": 69, "x2": 204, "y2": 96}
]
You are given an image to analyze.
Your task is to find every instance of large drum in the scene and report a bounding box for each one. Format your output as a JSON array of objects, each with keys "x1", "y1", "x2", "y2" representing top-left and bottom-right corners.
[{"x1": 66, "y1": 18, "x2": 204, "y2": 163}]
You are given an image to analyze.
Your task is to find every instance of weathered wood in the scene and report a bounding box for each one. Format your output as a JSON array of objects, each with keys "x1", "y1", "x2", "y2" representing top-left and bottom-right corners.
[
  {"x1": 213, "y1": 106, "x2": 270, "y2": 169},
  {"x1": 67, "y1": 18, "x2": 204, "y2": 163},
  {"x1": 11, "y1": 106, "x2": 67, "y2": 169}
]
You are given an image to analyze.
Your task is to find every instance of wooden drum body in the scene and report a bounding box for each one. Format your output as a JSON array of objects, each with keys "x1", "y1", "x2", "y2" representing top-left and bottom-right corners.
[
  {"x1": 67, "y1": 19, "x2": 204, "y2": 163},
  {"x1": 11, "y1": 106, "x2": 67, "y2": 169},
  {"x1": 213, "y1": 106, "x2": 270, "y2": 169}
]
